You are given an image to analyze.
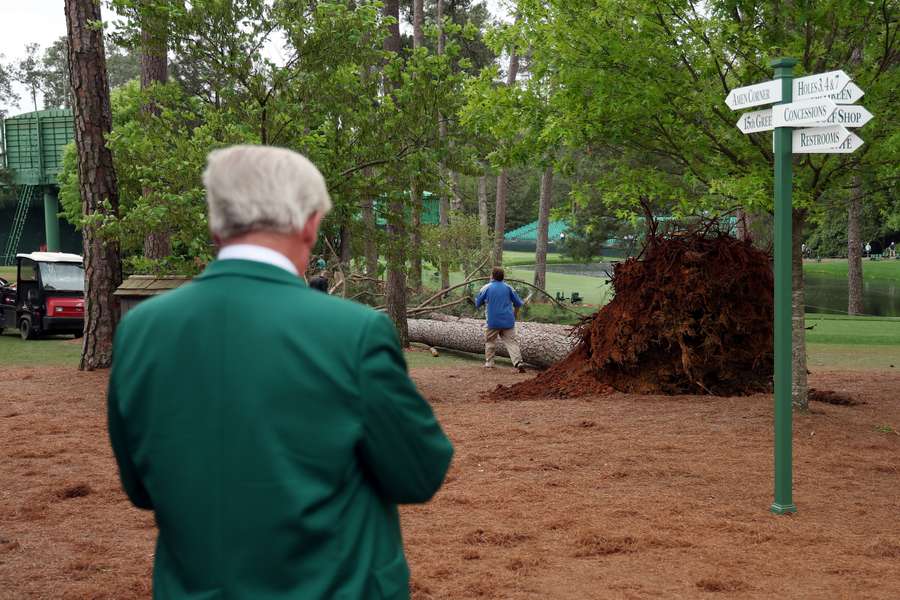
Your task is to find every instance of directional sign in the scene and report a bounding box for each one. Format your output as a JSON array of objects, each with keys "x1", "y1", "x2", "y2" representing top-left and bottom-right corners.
[
  {"x1": 827, "y1": 81, "x2": 864, "y2": 104},
  {"x1": 792, "y1": 125, "x2": 851, "y2": 153},
  {"x1": 793, "y1": 70, "x2": 852, "y2": 101},
  {"x1": 772, "y1": 98, "x2": 837, "y2": 128},
  {"x1": 825, "y1": 132, "x2": 865, "y2": 154},
  {"x1": 726, "y1": 79, "x2": 782, "y2": 111},
  {"x1": 824, "y1": 105, "x2": 874, "y2": 128},
  {"x1": 736, "y1": 108, "x2": 774, "y2": 133}
]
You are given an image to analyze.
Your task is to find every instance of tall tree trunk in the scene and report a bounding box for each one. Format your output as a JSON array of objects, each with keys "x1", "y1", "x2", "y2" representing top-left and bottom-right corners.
[
  {"x1": 847, "y1": 179, "x2": 864, "y2": 315},
  {"x1": 413, "y1": 0, "x2": 424, "y2": 48},
  {"x1": 792, "y1": 210, "x2": 808, "y2": 410},
  {"x1": 65, "y1": 0, "x2": 122, "y2": 370},
  {"x1": 533, "y1": 166, "x2": 553, "y2": 294},
  {"x1": 339, "y1": 222, "x2": 352, "y2": 265},
  {"x1": 408, "y1": 0, "x2": 425, "y2": 293},
  {"x1": 492, "y1": 46, "x2": 520, "y2": 267},
  {"x1": 436, "y1": 0, "x2": 451, "y2": 290},
  {"x1": 478, "y1": 174, "x2": 489, "y2": 253},
  {"x1": 409, "y1": 183, "x2": 423, "y2": 291},
  {"x1": 382, "y1": 0, "x2": 408, "y2": 346},
  {"x1": 140, "y1": 4, "x2": 171, "y2": 260},
  {"x1": 450, "y1": 171, "x2": 463, "y2": 212},
  {"x1": 736, "y1": 209, "x2": 753, "y2": 241},
  {"x1": 362, "y1": 194, "x2": 378, "y2": 278}
]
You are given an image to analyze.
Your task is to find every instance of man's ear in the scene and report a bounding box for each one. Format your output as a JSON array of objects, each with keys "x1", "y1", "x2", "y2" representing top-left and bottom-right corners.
[{"x1": 301, "y1": 212, "x2": 323, "y2": 245}]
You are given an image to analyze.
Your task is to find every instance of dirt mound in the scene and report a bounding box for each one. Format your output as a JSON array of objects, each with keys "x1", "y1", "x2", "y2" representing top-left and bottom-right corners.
[{"x1": 493, "y1": 227, "x2": 774, "y2": 399}]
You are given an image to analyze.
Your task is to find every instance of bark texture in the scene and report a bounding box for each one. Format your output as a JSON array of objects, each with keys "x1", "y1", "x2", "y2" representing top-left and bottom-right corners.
[
  {"x1": 141, "y1": 5, "x2": 171, "y2": 259},
  {"x1": 450, "y1": 171, "x2": 463, "y2": 212},
  {"x1": 492, "y1": 47, "x2": 520, "y2": 267},
  {"x1": 436, "y1": 0, "x2": 450, "y2": 290},
  {"x1": 847, "y1": 179, "x2": 864, "y2": 315},
  {"x1": 533, "y1": 166, "x2": 553, "y2": 293},
  {"x1": 65, "y1": 0, "x2": 122, "y2": 370},
  {"x1": 792, "y1": 210, "x2": 808, "y2": 410},
  {"x1": 361, "y1": 191, "x2": 378, "y2": 278},
  {"x1": 409, "y1": 182, "x2": 423, "y2": 291},
  {"x1": 408, "y1": 0, "x2": 425, "y2": 292},
  {"x1": 382, "y1": 0, "x2": 408, "y2": 346},
  {"x1": 413, "y1": 0, "x2": 424, "y2": 48},
  {"x1": 408, "y1": 317, "x2": 574, "y2": 368},
  {"x1": 478, "y1": 175, "x2": 490, "y2": 252},
  {"x1": 339, "y1": 222, "x2": 352, "y2": 266}
]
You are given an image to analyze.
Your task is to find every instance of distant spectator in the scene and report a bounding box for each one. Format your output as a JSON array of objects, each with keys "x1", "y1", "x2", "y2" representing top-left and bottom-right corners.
[
  {"x1": 475, "y1": 267, "x2": 526, "y2": 373},
  {"x1": 865, "y1": 242, "x2": 872, "y2": 257},
  {"x1": 890, "y1": 241, "x2": 897, "y2": 258}
]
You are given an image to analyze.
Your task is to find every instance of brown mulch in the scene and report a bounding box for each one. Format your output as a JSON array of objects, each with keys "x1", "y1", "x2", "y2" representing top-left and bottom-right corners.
[{"x1": 1, "y1": 365, "x2": 899, "y2": 599}]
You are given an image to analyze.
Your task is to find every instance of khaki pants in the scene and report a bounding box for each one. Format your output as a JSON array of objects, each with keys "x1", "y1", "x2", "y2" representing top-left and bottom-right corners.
[{"x1": 484, "y1": 327, "x2": 522, "y2": 367}]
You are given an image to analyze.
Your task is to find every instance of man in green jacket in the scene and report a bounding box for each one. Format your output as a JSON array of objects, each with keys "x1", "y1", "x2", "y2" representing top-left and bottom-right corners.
[{"x1": 108, "y1": 145, "x2": 454, "y2": 599}]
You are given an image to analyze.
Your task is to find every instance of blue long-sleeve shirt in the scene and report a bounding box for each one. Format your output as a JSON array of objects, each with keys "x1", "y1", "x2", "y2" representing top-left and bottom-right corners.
[{"x1": 475, "y1": 280, "x2": 524, "y2": 330}]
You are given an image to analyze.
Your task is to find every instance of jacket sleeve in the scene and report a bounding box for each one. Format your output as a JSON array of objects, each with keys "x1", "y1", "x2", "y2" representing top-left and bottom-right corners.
[
  {"x1": 509, "y1": 285, "x2": 524, "y2": 308},
  {"x1": 107, "y1": 324, "x2": 154, "y2": 510},
  {"x1": 357, "y1": 313, "x2": 454, "y2": 504},
  {"x1": 474, "y1": 287, "x2": 487, "y2": 308}
]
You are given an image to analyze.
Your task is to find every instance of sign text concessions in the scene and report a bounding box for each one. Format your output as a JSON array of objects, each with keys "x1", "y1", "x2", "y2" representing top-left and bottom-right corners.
[{"x1": 772, "y1": 99, "x2": 837, "y2": 128}]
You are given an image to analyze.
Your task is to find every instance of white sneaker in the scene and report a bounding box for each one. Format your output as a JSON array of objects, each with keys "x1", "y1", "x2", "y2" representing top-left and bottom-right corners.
[{"x1": 483, "y1": 362, "x2": 495, "y2": 369}]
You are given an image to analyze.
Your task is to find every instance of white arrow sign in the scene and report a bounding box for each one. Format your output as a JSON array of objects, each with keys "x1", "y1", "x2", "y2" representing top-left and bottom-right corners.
[
  {"x1": 736, "y1": 108, "x2": 774, "y2": 133},
  {"x1": 827, "y1": 81, "x2": 865, "y2": 104},
  {"x1": 824, "y1": 105, "x2": 874, "y2": 128},
  {"x1": 825, "y1": 132, "x2": 865, "y2": 154},
  {"x1": 772, "y1": 98, "x2": 838, "y2": 127},
  {"x1": 792, "y1": 125, "x2": 851, "y2": 153},
  {"x1": 726, "y1": 79, "x2": 782, "y2": 111},
  {"x1": 793, "y1": 70, "x2": 852, "y2": 101}
]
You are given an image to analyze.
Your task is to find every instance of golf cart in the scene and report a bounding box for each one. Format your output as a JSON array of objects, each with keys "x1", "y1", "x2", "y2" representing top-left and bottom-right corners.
[{"x1": 0, "y1": 252, "x2": 85, "y2": 340}]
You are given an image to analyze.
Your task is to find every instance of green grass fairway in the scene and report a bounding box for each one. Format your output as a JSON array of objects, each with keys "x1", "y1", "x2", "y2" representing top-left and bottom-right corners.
[
  {"x1": 806, "y1": 344, "x2": 900, "y2": 370},
  {"x1": 804, "y1": 257, "x2": 900, "y2": 281},
  {"x1": 501, "y1": 250, "x2": 605, "y2": 267},
  {"x1": 0, "y1": 330, "x2": 83, "y2": 366},
  {"x1": 805, "y1": 313, "x2": 900, "y2": 346},
  {"x1": 804, "y1": 313, "x2": 900, "y2": 370},
  {"x1": 438, "y1": 267, "x2": 612, "y2": 306},
  {"x1": 0, "y1": 267, "x2": 15, "y2": 282}
]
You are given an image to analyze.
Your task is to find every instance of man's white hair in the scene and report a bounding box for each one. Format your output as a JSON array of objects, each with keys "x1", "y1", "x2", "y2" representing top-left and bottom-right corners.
[{"x1": 203, "y1": 145, "x2": 332, "y2": 240}]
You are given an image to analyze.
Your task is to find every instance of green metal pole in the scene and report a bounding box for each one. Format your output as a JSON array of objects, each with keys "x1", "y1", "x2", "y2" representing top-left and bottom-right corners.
[
  {"x1": 43, "y1": 187, "x2": 61, "y2": 252},
  {"x1": 771, "y1": 57, "x2": 797, "y2": 515}
]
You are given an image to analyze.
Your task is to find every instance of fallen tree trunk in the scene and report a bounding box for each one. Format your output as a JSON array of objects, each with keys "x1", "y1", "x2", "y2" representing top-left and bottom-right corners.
[{"x1": 407, "y1": 317, "x2": 576, "y2": 368}]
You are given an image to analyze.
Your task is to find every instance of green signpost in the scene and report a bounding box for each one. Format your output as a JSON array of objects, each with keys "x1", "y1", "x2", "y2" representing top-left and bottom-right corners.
[
  {"x1": 770, "y1": 58, "x2": 797, "y2": 515},
  {"x1": 728, "y1": 58, "x2": 871, "y2": 514}
]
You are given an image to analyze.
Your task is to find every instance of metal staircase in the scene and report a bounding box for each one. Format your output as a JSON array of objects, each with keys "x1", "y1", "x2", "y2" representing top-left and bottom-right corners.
[{"x1": 2, "y1": 184, "x2": 35, "y2": 265}]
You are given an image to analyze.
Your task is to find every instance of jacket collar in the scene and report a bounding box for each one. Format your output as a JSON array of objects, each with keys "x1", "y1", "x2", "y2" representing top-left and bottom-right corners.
[{"x1": 196, "y1": 259, "x2": 307, "y2": 288}]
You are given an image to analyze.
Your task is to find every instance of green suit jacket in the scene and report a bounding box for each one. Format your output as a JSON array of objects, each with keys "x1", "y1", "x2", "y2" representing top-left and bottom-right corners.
[{"x1": 108, "y1": 259, "x2": 453, "y2": 599}]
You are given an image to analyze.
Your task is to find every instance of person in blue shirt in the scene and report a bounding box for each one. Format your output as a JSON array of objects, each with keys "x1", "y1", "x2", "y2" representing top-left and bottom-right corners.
[{"x1": 474, "y1": 267, "x2": 526, "y2": 372}]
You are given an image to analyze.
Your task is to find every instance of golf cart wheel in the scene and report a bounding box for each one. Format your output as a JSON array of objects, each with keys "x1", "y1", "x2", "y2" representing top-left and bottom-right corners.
[{"x1": 19, "y1": 318, "x2": 34, "y2": 341}]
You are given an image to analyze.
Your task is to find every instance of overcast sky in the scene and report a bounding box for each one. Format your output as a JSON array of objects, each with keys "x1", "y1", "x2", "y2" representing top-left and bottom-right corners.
[{"x1": 0, "y1": 0, "x2": 510, "y2": 115}]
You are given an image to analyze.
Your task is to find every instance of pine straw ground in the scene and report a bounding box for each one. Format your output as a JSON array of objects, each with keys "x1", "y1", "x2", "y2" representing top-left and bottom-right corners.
[{"x1": 1, "y1": 364, "x2": 899, "y2": 599}]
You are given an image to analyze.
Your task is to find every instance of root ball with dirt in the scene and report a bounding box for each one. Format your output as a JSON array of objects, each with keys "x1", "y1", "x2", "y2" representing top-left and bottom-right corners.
[{"x1": 498, "y1": 227, "x2": 774, "y2": 398}]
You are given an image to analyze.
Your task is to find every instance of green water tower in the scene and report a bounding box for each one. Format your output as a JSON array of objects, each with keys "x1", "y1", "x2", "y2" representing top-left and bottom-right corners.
[{"x1": 1, "y1": 109, "x2": 75, "y2": 264}]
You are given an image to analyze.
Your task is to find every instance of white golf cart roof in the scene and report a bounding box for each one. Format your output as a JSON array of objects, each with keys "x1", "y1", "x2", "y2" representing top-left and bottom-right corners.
[{"x1": 16, "y1": 252, "x2": 84, "y2": 263}]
